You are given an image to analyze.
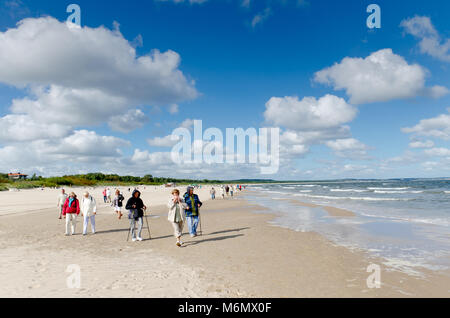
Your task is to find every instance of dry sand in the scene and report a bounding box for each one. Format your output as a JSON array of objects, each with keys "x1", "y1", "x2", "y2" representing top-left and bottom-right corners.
[{"x1": 0, "y1": 187, "x2": 449, "y2": 298}]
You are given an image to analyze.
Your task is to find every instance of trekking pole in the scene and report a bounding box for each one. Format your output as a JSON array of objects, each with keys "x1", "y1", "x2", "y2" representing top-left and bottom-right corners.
[
  {"x1": 127, "y1": 217, "x2": 134, "y2": 242},
  {"x1": 198, "y1": 212, "x2": 203, "y2": 236},
  {"x1": 144, "y1": 211, "x2": 151, "y2": 240}
]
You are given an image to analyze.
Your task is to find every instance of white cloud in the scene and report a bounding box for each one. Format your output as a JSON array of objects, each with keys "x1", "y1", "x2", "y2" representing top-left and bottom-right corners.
[
  {"x1": 401, "y1": 16, "x2": 450, "y2": 63},
  {"x1": 402, "y1": 108, "x2": 450, "y2": 140},
  {"x1": 108, "y1": 109, "x2": 149, "y2": 133},
  {"x1": 0, "y1": 114, "x2": 71, "y2": 142},
  {"x1": 424, "y1": 147, "x2": 450, "y2": 157},
  {"x1": 180, "y1": 118, "x2": 198, "y2": 129},
  {"x1": 0, "y1": 17, "x2": 197, "y2": 105},
  {"x1": 45, "y1": 130, "x2": 130, "y2": 157},
  {"x1": 251, "y1": 8, "x2": 272, "y2": 28},
  {"x1": 0, "y1": 16, "x2": 198, "y2": 145},
  {"x1": 314, "y1": 49, "x2": 447, "y2": 104},
  {"x1": 264, "y1": 94, "x2": 357, "y2": 131},
  {"x1": 10, "y1": 85, "x2": 129, "y2": 128},
  {"x1": 326, "y1": 138, "x2": 369, "y2": 159},
  {"x1": 0, "y1": 16, "x2": 197, "y2": 142},
  {"x1": 409, "y1": 140, "x2": 434, "y2": 149},
  {"x1": 148, "y1": 135, "x2": 181, "y2": 147}
]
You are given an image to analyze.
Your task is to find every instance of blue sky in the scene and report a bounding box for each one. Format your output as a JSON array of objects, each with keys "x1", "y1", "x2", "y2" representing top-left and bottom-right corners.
[{"x1": 0, "y1": 0, "x2": 449, "y2": 180}]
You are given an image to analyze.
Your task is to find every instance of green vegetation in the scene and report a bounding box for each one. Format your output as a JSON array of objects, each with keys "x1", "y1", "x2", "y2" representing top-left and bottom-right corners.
[{"x1": 0, "y1": 172, "x2": 231, "y2": 191}]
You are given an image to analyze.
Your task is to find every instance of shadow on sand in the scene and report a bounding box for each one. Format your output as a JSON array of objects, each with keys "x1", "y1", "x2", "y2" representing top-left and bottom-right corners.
[{"x1": 182, "y1": 234, "x2": 244, "y2": 247}]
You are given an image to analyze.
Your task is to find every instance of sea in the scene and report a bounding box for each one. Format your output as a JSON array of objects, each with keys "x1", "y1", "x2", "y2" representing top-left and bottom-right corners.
[{"x1": 244, "y1": 179, "x2": 450, "y2": 276}]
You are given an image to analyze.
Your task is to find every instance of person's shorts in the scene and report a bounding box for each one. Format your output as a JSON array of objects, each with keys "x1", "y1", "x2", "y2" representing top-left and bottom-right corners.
[{"x1": 115, "y1": 207, "x2": 122, "y2": 213}]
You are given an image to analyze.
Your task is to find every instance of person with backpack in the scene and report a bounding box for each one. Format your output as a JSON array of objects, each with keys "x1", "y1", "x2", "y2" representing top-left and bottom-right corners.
[
  {"x1": 81, "y1": 191, "x2": 97, "y2": 236},
  {"x1": 125, "y1": 190, "x2": 146, "y2": 242},
  {"x1": 112, "y1": 189, "x2": 125, "y2": 219},
  {"x1": 62, "y1": 192, "x2": 80, "y2": 236},
  {"x1": 183, "y1": 186, "x2": 203, "y2": 237}
]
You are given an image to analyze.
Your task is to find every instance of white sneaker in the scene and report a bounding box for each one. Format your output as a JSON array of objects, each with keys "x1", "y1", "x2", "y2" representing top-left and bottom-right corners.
[
  {"x1": 132, "y1": 238, "x2": 137, "y2": 242},
  {"x1": 137, "y1": 237, "x2": 143, "y2": 241}
]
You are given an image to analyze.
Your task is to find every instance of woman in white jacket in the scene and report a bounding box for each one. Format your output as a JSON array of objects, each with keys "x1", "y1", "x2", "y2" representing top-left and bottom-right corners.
[
  {"x1": 81, "y1": 192, "x2": 97, "y2": 235},
  {"x1": 167, "y1": 189, "x2": 188, "y2": 247}
]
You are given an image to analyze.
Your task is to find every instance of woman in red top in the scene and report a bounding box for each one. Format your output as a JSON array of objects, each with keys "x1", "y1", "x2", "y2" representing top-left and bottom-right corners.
[{"x1": 62, "y1": 192, "x2": 80, "y2": 236}]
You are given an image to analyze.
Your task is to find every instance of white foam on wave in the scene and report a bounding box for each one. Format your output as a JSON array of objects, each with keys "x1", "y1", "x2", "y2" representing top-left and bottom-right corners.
[
  {"x1": 293, "y1": 193, "x2": 412, "y2": 201},
  {"x1": 359, "y1": 212, "x2": 450, "y2": 227},
  {"x1": 374, "y1": 190, "x2": 423, "y2": 194},
  {"x1": 330, "y1": 189, "x2": 368, "y2": 193},
  {"x1": 368, "y1": 187, "x2": 411, "y2": 190},
  {"x1": 445, "y1": 191, "x2": 450, "y2": 194}
]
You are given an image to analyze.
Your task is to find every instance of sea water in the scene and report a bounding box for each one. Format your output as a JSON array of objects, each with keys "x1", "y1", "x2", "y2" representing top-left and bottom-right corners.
[{"x1": 245, "y1": 179, "x2": 450, "y2": 275}]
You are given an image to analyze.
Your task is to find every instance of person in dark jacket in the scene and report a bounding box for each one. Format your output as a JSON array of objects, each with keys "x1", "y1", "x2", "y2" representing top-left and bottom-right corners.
[
  {"x1": 112, "y1": 189, "x2": 125, "y2": 219},
  {"x1": 125, "y1": 190, "x2": 146, "y2": 242},
  {"x1": 183, "y1": 186, "x2": 203, "y2": 237}
]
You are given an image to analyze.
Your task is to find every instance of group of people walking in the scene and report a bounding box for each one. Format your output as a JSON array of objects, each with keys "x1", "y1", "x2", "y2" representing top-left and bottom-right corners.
[
  {"x1": 56, "y1": 185, "x2": 206, "y2": 247},
  {"x1": 57, "y1": 189, "x2": 97, "y2": 236},
  {"x1": 208, "y1": 184, "x2": 243, "y2": 200}
]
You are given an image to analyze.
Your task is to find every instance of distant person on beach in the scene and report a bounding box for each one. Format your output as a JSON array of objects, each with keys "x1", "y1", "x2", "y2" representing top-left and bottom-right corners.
[
  {"x1": 125, "y1": 190, "x2": 146, "y2": 242},
  {"x1": 225, "y1": 185, "x2": 230, "y2": 197},
  {"x1": 112, "y1": 190, "x2": 125, "y2": 219},
  {"x1": 230, "y1": 186, "x2": 234, "y2": 198},
  {"x1": 106, "y1": 188, "x2": 111, "y2": 203},
  {"x1": 62, "y1": 192, "x2": 80, "y2": 236},
  {"x1": 210, "y1": 187, "x2": 216, "y2": 200},
  {"x1": 102, "y1": 189, "x2": 107, "y2": 203},
  {"x1": 221, "y1": 186, "x2": 225, "y2": 199},
  {"x1": 168, "y1": 189, "x2": 187, "y2": 247},
  {"x1": 57, "y1": 189, "x2": 68, "y2": 219},
  {"x1": 184, "y1": 186, "x2": 203, "y2": 237},
  {"x1": 81, "y1": 192, "x2": 97, "y2": 236}
]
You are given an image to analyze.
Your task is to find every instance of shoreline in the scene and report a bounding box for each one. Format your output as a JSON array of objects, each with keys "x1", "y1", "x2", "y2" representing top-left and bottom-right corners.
[{"x1": 0, "y1": 188, "x2": 448, "y2": 297}]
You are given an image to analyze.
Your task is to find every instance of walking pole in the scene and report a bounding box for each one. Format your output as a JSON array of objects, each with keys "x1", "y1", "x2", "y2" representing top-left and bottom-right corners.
[
  {"x1": 127, "y1": 216, "x2": 134, "y2": 242},
  {"x1": 198, "y1": 211, "x2": 203, "y2": 236},
  {"x1": 144, "y1": 211, "x2": 151, "y2": 240}
]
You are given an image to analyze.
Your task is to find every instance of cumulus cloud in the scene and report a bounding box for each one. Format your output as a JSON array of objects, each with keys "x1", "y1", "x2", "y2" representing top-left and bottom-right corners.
[
  {"x1": 314, "y1": 49, "x2": 447, "y2": 104},
  {"x1": 402, "y1": 108, "x2": 450, "y2": 140},
  {"x1": 0, "y1": 16, "x2": 200, "y2": 176},
  {"x1": 108, "y1": 109, "x2": 149, "y2": 133},
  {"x1": 326, "y1": 138, "x2": 370, "y2": 159},
  {"x1": 0, "y1": 114, "x2": 71, "y2": 142},
  {"x1": 265, "y1": 94, "x2": 364, "y2": 160},
  {"x1": 0, "y1": 17, "x2": 198, "y2": 141},
  {"x1": 45, "y1": 130, "x2": 131, "y2": 157},
  {"x1": 0, "y1": 17, "x2": 197, "y2": 105},
  {"x1": 264, "y1": 94, "x2": 357, "y2": 131},
  {"x1": 401, "y1": 16, "x2": 450, "y2": 63}
]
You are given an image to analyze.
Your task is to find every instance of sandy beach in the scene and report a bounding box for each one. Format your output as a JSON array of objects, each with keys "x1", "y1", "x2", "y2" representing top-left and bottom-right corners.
[{"x1": 0, "y1": 186, "x2": 449, "y2": 298}]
